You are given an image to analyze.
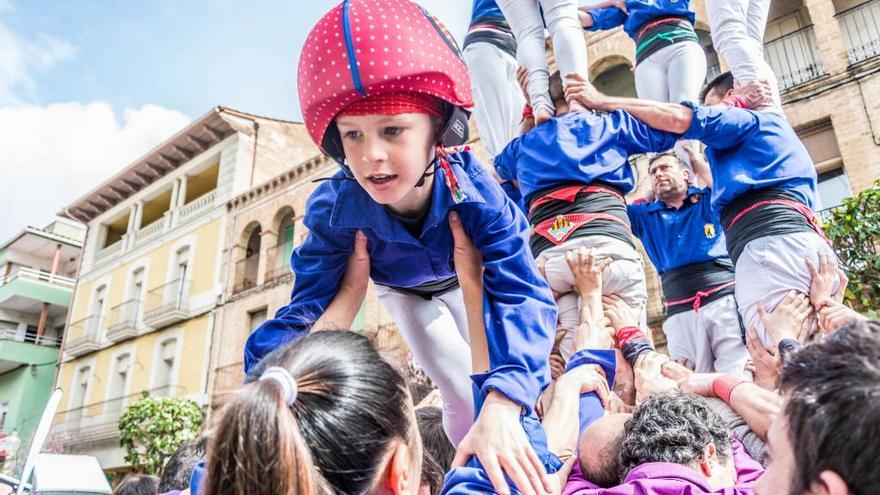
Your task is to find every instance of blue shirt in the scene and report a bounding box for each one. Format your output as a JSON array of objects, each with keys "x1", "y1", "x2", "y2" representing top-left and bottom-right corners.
[
  {"x1": 245, "y1": 151, "x2": 557, "y2": 412},
  {"x1": 680, "y1": 102, "x2": 818, "y2": 216},
  {"x1": 471, "y1": 0, "x2": 504, "y2": 22},
  {"x1": 627, "y1": 187, "x2": 728, "y2": 273},
  {"x1": 588, "y1": 0, "x2": 695, "y2": 39},
  {"x1": 494, "y1": 110, "x2": 680, "y2": 205},
  {"x1": 442, "y1": 349, "x2": 615, "y2": 494}
]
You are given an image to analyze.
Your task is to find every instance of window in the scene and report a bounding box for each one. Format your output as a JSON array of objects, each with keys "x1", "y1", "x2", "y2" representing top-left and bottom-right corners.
[
  {"x1": 154, "y1": 338, "x2": 178, "y2": 394},
  {"x1": 248, "y1": 308, "x2": 268, "y2": 332},
  {"x1": 109, "y1": 354, "x2": 131, "y2": 400},
  {"x1": 173, "y1": 247, "x2": 190, "y2": 306},
  {"x1": 72, "y1": 366, "x2": 91, "y2": 410},
  {"x1": 817, "y1": 168, "x2": 853, "y2": 212},
  {"x1": 130, "y1": 268, "x2": 145, "y2": 327},
  {"x1": 0, "y1": 402, "x2": 8, "y2": 431},
  {"x1": 91, "y1": 285, "x2": 107, "y2": 334},
  {"x1": 24, "y1": 325, "x2": 38, "y2": 344}
]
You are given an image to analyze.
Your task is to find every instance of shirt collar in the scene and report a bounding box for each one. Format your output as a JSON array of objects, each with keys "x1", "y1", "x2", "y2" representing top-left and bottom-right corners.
[
  {"x1": 646, "y1": 185, "x2": 709, "y2": 212},
  {"x1": 329, "y1": 152, "x2": 486, "y2": 241},
  {"x1": 624, "y1": 462, "x2": 714, "y2": 490}
]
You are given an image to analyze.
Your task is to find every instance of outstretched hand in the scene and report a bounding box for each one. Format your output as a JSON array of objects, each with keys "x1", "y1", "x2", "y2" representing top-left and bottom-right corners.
[{"x1": 452, "y1": 392, "x2": 553, "y2": 495}]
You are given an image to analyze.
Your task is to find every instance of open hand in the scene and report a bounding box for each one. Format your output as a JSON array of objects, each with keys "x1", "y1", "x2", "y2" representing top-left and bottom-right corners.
[
  {"x1": 758, "y1": 290, "x2": 812, "y2": 346},
  {"x1": 745, "y1": 328, "x2": 780, "y2": 390},
  {"x1": 806, "y1": 253, "x2": 841, "y2": 309}
]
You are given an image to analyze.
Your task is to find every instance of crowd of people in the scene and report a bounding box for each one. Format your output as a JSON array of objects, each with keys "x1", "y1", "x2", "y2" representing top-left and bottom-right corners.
[{"x1": 114, "y1": 0, "x2": 879, "y2": 493}]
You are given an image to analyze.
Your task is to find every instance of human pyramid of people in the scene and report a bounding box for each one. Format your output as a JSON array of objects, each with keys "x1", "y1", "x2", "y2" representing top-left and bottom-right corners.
[{"x1": 140, "y1": 1, "x2": 880, "y2": 494}]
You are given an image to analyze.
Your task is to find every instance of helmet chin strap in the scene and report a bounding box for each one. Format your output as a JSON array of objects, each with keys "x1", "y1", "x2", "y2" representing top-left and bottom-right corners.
[{"x1": 415, "y1": 144, "x2": 443, "y2": 187}]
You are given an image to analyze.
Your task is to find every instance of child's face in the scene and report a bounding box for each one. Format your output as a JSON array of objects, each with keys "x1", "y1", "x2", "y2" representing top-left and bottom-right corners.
[{"x1": 336, "y1": 113, "x2": 436, "y2": 215}]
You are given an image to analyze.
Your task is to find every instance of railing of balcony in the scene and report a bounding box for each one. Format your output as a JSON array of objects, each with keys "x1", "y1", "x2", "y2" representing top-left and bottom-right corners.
[
  {"x1": 178, "y1": 190, "x2": 217, "y2": 224},
  {"x1": 264, "y1": 243, "x2": 294, "y2": 285},
  {"x1": 0, "y1": 328, "x2": 63, "y2": 347},
  {"x1": 233, "y1": 254, "x2": 260, "y2": 294},
  {"x1": 106, "y1": 299, "x2": 143, "y2": 332},
  {"x1": 765, "y1": 26, "x2": 824, "y2": 90},
  {"x1": 95, "y1": 241, "x2": 123, "y2": 264},
  {"x1": 134, "y1": 216, "x2": 167, "y2": 246},
  {"x1": 65, "y1": 315, "x2": 103, "y2": 349},
  {"x1": 837, "y1": 0, "x2": 880, "y2": 63},
  {"x1": 144, "y1": 278, "x2": 190, "y2": 318},
  {"x1": 48, "y1": 385, "x2": 185, "y2": 447},
  {"x1": 0, "y1": 266, "x2": 76, "y2": 289}
]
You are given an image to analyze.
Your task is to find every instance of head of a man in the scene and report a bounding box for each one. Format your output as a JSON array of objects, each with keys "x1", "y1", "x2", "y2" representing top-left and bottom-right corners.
[
  {"x1": 648, "y1": 152, "x2": 691, "y2": 202},
  {"x1": 701, "y1": 72, "x2": 735, "y2": 107},
  {"x1": 619, "y1": 392, "x2": 736, "y2": 491},
  {"x1": 578, "y1": 413, "x2": 630, "y2": 487},
  {"x1": 756, "y1": 319, "x2": 880, "y2": 495}
]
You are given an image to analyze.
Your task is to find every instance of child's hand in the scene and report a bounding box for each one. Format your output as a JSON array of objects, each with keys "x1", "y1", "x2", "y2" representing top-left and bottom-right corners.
[{"x1": 452, "y1": 392, "x2": 553, "y2": 495}]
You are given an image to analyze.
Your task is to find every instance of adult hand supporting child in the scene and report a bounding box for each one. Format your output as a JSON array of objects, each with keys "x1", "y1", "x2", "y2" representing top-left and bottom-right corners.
[{"x1": 313, "y1": 230, "x2": 370, "y2": 331}]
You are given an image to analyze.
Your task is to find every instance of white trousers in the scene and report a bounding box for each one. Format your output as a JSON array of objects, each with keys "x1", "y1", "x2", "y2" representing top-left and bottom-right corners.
[
  {"x1": 734, "y1": 231, "x2": 839, "y2": 348},
  {"x1": 663, "y1": 294, "x2": 749, "y2": 376},
  {"x1": 535, "y1": 236, "x2": 648, "y2": 361},
  {"x1": 375, "y1": 285, "x2": 474, "y2": 446},
  {"x1": 706, "y1": 0, "x2": 782, "y2": 111},
  {"x1": 497, "y1": 0, "x2": 589, "y2": 114},
  {"x1": 634, "y1": 40, "x2": 708, "y2": 173},
  {"x1": 463, "y1": 42, "x2": 526, "y2": 159}
]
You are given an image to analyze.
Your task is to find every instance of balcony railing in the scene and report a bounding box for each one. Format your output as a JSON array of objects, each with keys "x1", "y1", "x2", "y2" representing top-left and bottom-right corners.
[
  {"x1": 95, "y1": 241, "x2": 123, "y2": 264},
  {"x1": 264, "y1": 244, "x2": 294, "y2": 285},
  {"x1": 233, "y1": 254, "x2": 260, "y2": 294},
  {"x1": 765, "y1": 26, "x2": 824, "y2": 90},
  {"x1": 0, "y1": 266, "x2": 76, "y2": 290},
  {"x1": 105, "y1": 299, "x2": 143, "y2": 342},
  {"x1": 133, "y1": 216, "x2": 167, "y2": 246},
  {"x1": 838, "y1": 0, "x2": 880, "y2": 63},
  {"x1": 46, "y1": 385, "x2": 184, "y2": 451},
  {"x1": 178, "y1": 190, "x2": 217, "y2": 224},
  {"x1": 65, "y1": 316, "x2": 103, "y2": 356},
  {"x1": 0, "y1": 328, "x2": 63, "y2": 347},
  {"x1": 143, "y1": 279, "x2": 190, "y2": 328}
]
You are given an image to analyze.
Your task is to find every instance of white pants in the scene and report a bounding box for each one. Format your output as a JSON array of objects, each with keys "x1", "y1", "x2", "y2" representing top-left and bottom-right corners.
[
  {"x1": 706, "y1": 0, "x2": 782, "y2": 111},
  {"x1": 734, "y1": 231, "x2": 839, "y2": 348},
  {"x1": 463, "y1": 42, "x2": 526, "y2": 159},
  {"x1": 635, "y1": 40, "x2": 708, "y2": 173},
  {"x1": 536, "y1": 236, "x2": 648, "y2": 361},
  {"x1": 375, "y1": 285, "x2": 474, "y2": 446},
  {"x1": 663, "y1": 294, "x2": 749, "y2": 376},
  {"x1": 497, "y1": 0, "x2": 589, "y2": 114}
]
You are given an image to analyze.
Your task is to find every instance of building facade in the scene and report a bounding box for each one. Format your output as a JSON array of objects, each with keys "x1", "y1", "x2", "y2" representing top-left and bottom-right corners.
[
  {"x1": 579, "y1": 0, "x2": 880, "y2": 338},
  {"x1": 48, "y1": 107, "x2": 318, "y2": 471},
  {"x1": 0, "y1": 218, "x2": 84, "y2": 463}
]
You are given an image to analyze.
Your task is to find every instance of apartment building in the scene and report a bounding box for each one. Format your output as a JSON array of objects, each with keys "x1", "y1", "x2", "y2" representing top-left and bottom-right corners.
[{"x1": 48, "y1": 107, "x2": 317, "y2": 470}]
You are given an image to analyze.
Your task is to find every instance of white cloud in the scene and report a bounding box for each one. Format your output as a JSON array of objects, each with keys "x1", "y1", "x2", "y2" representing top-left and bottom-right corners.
[
  {"x1": 0, "y1": 20, "x2": 76, "y2": 105},
  {"x1": 0, "y1": 102, "x2": 191, "y2": 238}
]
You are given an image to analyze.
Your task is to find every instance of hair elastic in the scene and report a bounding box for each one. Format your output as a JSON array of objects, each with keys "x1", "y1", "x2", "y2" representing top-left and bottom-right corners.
[{"x1": 260, "y1": 366, "x2": 298, "y2": 406}]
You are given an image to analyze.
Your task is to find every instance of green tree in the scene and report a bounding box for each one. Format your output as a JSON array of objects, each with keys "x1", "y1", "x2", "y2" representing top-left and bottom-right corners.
[
  {"x1": 823, "y1": 179, "x2": 880, "y2": 314},
  {"x1": 118, "y1": 395, "x2": 205, "y2": 475}
]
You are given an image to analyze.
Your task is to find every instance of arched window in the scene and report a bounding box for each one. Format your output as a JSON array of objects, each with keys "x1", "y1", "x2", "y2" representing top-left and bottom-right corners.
[
  {"x1": 153, "y1": 338, "x2": 179, "y2": 396},
  {"x1": 592, "y1": 62, "x2": 637, "y2": 98},
  {"x1": 235, "y1": 222, "x2": 262, "y2": 293},
  {"x1": 267, "y1": 207, "x2": 296, "y2": 283},
  {"x1": 109, "y1": 353, "x2": 131, "y2": 401}
]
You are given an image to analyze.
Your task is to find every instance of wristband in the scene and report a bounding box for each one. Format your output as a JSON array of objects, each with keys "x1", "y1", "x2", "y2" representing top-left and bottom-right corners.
[
  {"x1": 522, "y1": 104, "x2": 533, "y2": 121},
  {"x1": 712, "y1": 375, "x2": 746, "y2": 404},
  {"x1": 616, "y1": 326, "x2": 647, "y2": 348},
  {"x1": 723, "y1": 95, "x2": 749, "y2": 109}
]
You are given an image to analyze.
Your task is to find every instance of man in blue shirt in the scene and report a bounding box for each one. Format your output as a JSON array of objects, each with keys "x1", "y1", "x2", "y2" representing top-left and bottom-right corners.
[
  {"x1": 565, "y1": 72, "x2": 841, "y2": 347},
  {"x1": 628, "y1": 150, "x2": 748, "y2": 374}
]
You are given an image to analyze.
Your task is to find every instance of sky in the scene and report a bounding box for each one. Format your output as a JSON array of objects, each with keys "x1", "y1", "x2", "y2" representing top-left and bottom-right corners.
[{"x1": 0, "y1": 0, "x2": 472, "y2": 240}]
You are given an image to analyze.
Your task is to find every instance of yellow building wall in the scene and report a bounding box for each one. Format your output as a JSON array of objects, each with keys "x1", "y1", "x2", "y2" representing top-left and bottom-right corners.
[{"x1": 59, "y1": 216, "x2": 221, "y2": 406}]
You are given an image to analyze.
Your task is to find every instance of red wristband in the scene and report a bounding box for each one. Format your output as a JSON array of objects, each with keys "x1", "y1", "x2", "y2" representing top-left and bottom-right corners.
[
  {"x1": 712, "y1": 375, "x2": 746, "y2": 404},
  {"x1": 522, "y1": 104, "x2": 533, "y2": 120},
  {"x1": 616, "y1": 326, "x2": 647, "y2": 348}
]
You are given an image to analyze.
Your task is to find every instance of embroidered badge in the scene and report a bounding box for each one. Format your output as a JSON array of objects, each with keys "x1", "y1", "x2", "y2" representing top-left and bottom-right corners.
[
  {"x1": 548, "y1": 215, "x2": 574, "y2": 242},
  {"x1": 704, "y1": 223, "x2": 717, "y2": 239}
]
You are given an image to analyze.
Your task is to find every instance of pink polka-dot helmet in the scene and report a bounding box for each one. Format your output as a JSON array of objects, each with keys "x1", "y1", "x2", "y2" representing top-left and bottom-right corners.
[{"x1": 298, "y1": 0, "x2": 474, "y2": 164}]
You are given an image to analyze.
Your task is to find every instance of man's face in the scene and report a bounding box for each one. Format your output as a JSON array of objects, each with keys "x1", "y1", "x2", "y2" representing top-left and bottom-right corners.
[
  {"x1": 755, "y1": 412, "x2": 797, "y2": 495},
  {"x1": 703, "y1": 86, "x2": 733, "y2": 107},
  {"x1": 649, "y1": 156, "x2": 689, "y2": 201}
]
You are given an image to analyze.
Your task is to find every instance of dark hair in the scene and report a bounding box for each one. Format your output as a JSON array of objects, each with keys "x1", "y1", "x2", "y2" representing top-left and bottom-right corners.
[
  {"x1": 779, "y1": 319, "x2": 880, "y2": 495},
  {"x1": 700, "y1": 71, "x2": 734, "y2": 104},
  {"x1": 549, "y1": 71, "x2": 566, "y2": 108},
  {"x1": 158, "y1": 436, "x2": 207, "y2": 492},
  {"x1": 579, "y1": 428, "x2": 624, "y2": 488},
  {"x1": 619, "y1": 392, "x2": 732, "y2": 475},
  {"x1": 113, "y1": 474, "x2": 159, "y2": 495},
  {"x1": 204, "y1": 331, "x2": 414, "y2": 495},
  {"x1": 416, "y1": 406, "x2": 455, "y2": 495},
  {"x1": 647, "y1": 151, "x2": 685, "y2": 173}
]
